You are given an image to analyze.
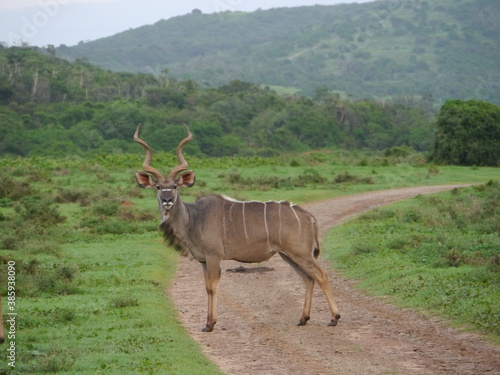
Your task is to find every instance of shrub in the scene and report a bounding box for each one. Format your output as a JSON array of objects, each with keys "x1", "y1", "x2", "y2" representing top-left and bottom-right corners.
[
  {"x1": 384, "y1": 146, "x2": 411, "y2": 158},
  {"x1": 14, "y1": 196, "x2": 66, "y2": 228},
  {"x1": 80, "y1": 200, "x2": 157, "y2": 235},
  {"x1": 333, "y1": 171, "x2": 374, "y2": 184},
  {"x1": 55, "y1": 186, "x2": 90, "y2": 203},
  {"x1": 24, "y1": 349, "x2": 77, "y2": 373},
  {"x1": 91, "y1": 200, "x2": 120, "y2": 216},
  {"x1": 0, "y1": 175, "x2": 32, "y2": 201},
  {"x1": 427, "y1": 165, "x2": 440, "y2": 175},
  {"x1": 16, "y1": 262, "x2": 81, "y2": 297},
  {"x1": 302, "y1": 168, "x2": 328, "y2": 184}
]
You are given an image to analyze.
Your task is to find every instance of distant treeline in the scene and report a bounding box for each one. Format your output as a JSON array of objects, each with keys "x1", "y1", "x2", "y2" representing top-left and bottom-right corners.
[{"x1": 0, "y1": 46, "x2": 436, "y2": 158}]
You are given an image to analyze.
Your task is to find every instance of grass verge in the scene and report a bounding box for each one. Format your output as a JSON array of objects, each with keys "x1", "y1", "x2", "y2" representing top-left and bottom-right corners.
[
  {"x1": 323, "y1": 181, "x2": 500, "y2": 342},
  {"x1": 1, "y1": 234, "x2": 223, "y2": 374}
]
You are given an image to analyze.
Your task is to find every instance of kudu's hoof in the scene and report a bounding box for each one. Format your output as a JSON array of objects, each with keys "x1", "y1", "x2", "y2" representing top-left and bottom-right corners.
[
  {"x1": 297, "y1": 316, "x2": 310, "y2": 326},
  {"x1": 202, "y1": 325, "x2": 214, "y2": 332},
  {"x1": 328, "y1": 314, "x2": 341, "y2": 326}
]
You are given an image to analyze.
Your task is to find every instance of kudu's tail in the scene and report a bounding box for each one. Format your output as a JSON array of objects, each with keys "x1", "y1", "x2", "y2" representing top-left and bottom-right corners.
[
  {"x1": 312, "y1": 215, "x2": 321, "y2": 259},
  {"x1": 313, "y1": 246, "x2": 320, "y2": 259}
]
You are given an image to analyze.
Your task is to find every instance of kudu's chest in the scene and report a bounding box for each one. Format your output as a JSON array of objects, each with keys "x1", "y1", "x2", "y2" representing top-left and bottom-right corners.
[
  {"x1": 159, "y1": 218, "x2": 190, "y2": 257},
  {"x1": 158, "y1": 198, "x2": 221, "y2": 260}
]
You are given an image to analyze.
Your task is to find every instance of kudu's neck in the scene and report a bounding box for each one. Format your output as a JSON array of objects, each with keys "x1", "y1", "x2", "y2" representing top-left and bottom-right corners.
[{"x1": 159, "y1": 196, "x2": 192, "y2": 256}]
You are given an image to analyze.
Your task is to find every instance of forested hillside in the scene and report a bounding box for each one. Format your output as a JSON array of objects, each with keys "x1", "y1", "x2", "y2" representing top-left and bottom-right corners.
[
  {"x1": 0, "y1": 45, "x2": 435, "y2": 157},
  {"x1": 56, "y1": 0, "x2": 500, "y2": 105}
]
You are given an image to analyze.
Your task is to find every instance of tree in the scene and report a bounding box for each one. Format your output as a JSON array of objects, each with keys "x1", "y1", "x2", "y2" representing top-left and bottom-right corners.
[
  {"x1": 430, "y1": 100, "x2": 500, "y2": 166},
  {"x1": 0, "y1": 79, "x2": 13, "y2": 104}
]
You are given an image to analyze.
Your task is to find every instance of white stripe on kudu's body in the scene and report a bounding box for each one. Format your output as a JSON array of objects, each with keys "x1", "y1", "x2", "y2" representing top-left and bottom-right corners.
[
  {"x1": 241, "y1": 202, "x2": 250, "y2": 243},
  {"x1": 134, "y1": 125, "x2": 340, "y2": 332}
]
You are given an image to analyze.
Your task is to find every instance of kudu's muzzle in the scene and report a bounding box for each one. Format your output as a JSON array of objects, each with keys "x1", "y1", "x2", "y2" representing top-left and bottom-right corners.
[{"x1": 159, "y1": 189, "x2": 176, "y2": 211}]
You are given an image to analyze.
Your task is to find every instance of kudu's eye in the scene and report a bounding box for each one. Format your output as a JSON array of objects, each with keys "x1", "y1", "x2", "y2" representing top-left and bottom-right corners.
[{"x1": 156, "y1": 186, "x2": 161, "y2": 190}]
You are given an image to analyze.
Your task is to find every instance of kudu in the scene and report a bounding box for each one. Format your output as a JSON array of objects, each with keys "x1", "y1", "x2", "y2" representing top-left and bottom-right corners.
[{"x1": 134, "y1": 124, "x2": 341, "y2": 332}]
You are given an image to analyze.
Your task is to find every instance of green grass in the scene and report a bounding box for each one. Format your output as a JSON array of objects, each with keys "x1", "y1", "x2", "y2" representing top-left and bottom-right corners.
[
  {"x1": 323, "y1": 181, "x2": 500, "y2": 341},
  {"x1": 2, "y1": 235, "x2": 223, "y2": 374},
  {"x1": 1, "y1": 152, "x2": 499, "y2": 373}
]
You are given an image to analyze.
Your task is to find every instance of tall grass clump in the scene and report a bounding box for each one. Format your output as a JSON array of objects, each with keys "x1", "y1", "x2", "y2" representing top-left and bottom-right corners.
[
  {"x1": 79, "y1": 198, "x2": 156, "y2": 235},
  {"x1": 324, "y1": 181, "x2": 500, "y2": 339},
  {"x1": 0, "y1": 175, "x2": 33, "y2": 205},
  {"x1": 0, "y1": 194, "x2": 66, "y2": 254}
]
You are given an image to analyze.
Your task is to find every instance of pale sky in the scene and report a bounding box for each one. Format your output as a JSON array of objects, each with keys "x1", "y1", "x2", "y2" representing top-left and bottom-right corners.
[{"x1": 0, "y1": 0, "x2": 374, "y2": 47}]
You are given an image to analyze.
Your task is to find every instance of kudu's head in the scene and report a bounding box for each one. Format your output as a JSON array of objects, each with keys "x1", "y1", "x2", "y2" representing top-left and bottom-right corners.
[{"x1": 134, "y1": 124, "x2": 195, "y2": 215}]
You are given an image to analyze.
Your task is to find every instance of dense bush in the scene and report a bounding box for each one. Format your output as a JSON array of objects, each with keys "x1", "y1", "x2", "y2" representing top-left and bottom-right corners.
[{"x1": 431, "y1": 100, "x2": 500, "y2": 166}]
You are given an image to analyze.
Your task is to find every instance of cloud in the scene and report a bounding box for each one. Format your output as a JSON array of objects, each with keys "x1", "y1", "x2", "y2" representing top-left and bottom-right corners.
[{"x1": 0, "y1": 0, "x2": 38, "y2": 12}]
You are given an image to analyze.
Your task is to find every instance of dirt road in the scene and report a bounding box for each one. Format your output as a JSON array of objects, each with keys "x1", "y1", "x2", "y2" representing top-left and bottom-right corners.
[{"x1": 170, "y1": 185, "x2": 500, "y2": 375}]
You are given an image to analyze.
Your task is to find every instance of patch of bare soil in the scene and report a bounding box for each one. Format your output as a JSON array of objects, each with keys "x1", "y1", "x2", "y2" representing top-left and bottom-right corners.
[{"x1": 169, "y1": 185, "x2": 500, "y2": 375}]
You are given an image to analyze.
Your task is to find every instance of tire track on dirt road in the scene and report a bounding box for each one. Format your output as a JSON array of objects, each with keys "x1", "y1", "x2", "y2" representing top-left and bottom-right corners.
[{"x1": 169, "y1": 185, "x2": 500, "y2": 375}]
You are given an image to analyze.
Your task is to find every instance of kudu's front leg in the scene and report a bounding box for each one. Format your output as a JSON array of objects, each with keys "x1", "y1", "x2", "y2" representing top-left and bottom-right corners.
[{"x1": 201, "y1": 260, "x2": 221, "y2": 332}]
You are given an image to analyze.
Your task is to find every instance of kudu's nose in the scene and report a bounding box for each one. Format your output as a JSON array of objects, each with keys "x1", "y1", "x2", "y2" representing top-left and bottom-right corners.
[{"x1": 162, "y1": 197, "x2": 174, "y2": 210}]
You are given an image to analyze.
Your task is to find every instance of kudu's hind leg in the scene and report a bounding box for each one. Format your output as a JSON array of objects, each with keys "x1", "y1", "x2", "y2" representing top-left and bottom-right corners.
[
  {"x1": 279, "y1": 253, "x2": 315, "y2": 325},
  {"x1": 285, "y1": 253, "x2": 341, "y2": 327},
  {"x1": 201, "y1": 260, "x2": 221, "y2": 332},
  {"x1": 314, "y1": 265, "x2": 341, "y2": 326}
]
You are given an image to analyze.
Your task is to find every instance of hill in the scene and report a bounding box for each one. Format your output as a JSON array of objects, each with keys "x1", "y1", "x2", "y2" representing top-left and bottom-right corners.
[{"x1": 56, "y1": 0, "x2": 500, "y2": 105}]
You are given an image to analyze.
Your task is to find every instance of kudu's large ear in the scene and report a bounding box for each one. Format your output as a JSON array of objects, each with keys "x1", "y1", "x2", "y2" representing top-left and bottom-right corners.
[
  {"x1": 135, "y1": 171, "x2": 156, "y2": 188},
  {"x1": 177, "y1": 170, "x2": 196, "y2": 188}
]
